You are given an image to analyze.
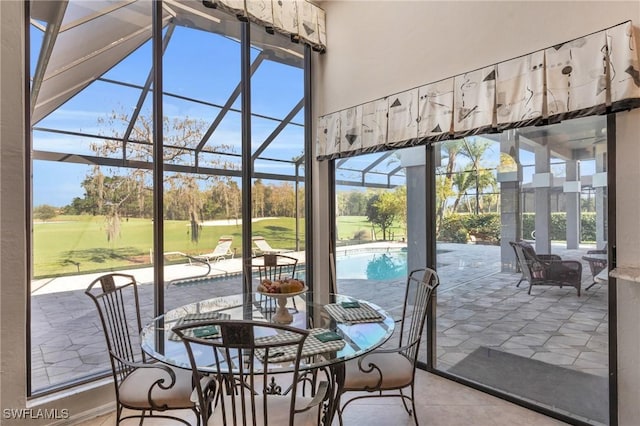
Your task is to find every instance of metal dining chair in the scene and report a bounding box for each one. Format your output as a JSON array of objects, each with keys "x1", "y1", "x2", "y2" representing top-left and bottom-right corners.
[
  {"x1": 173, "y1": 319, "x2": 328, "y2": 426},
  {"x1": 337, "y1": 267, "x2": 439, "y2": 426},
  {"x1": 85, "y1": 273, "x2": 199, "y2": 425}
]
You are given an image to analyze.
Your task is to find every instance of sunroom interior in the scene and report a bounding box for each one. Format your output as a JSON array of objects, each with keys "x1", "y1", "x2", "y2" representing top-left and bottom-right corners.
[{"x1": 3, "y1": 1, "x2": 640, "y2": 426}]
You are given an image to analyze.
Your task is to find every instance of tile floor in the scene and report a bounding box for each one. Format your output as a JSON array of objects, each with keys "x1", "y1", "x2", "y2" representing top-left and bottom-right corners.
[{"x1": 73, "y1": 369, "x2": 568, "y2": 426}]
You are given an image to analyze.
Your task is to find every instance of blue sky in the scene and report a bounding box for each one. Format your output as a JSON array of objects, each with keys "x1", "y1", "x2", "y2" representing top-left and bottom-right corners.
[{"x1": 31, "y1": 23, "x2": 304, "y2": 207}]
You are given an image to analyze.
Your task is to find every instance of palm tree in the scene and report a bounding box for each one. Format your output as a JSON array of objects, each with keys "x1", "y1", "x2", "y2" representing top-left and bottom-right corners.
[
  {"x1": 460, "y1": 138, "x2": 493, "y2": 214},
  {"x1": 436, "y1": 141, "x2": 460, "y2": 230}
]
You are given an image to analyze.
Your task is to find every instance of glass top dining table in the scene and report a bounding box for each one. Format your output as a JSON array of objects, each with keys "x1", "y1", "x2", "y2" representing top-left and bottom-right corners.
[{"x1": 140, "y1": 292, "x2": 396, "y2": 374}]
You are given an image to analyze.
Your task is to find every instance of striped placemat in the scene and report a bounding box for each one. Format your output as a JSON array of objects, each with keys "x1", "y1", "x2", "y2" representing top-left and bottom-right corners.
[
  {"x1": 256, "y1": 328, "x2": 346, "y2": 363},
  {"x1": 168, "y1": 311, "x2": 231, "y2": 341},
  {"x1": 323, "y1": 302, "x2": 384, "y2": 324}
]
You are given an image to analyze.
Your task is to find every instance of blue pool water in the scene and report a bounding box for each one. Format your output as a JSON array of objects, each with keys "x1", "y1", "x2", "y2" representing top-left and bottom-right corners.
[{"x1": 336, "y1": 250, "x2": 407, "y2": 281}]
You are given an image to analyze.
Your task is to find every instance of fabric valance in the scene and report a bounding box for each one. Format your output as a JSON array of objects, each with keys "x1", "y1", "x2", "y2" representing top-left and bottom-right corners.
[
  {"x1": 317, "y1": 21, "x2": 640, "y2": 160},
  {"x1": 204, "y1": 0, "x2": 326, "y2": 52}
]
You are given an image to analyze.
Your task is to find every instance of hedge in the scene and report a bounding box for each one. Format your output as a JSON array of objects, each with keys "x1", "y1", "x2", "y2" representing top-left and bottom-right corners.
[
  {"x1": 439, "y1": 213, "x2": 501, "y2": 243},
  {"x1": 523, "y1": 212, "x2": 596, "y2": 242},
  {"x1": 439, "y1": 212, "x2": 597, "y2": 244}
]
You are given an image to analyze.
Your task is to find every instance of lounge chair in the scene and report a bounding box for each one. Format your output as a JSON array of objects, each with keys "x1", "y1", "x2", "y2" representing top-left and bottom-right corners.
[
  {"x1": 252, "y1": 236, "x2": 293, "y2": 255},
  {"x1": 193, "y1": 236, "x2": 234, "y2": 264},
  {"x1": 510, "y1": 241, "x2": 582, "y2": 296},
  {"x1": 509, "y1": 242, "x2": 562, "y2": 288}
]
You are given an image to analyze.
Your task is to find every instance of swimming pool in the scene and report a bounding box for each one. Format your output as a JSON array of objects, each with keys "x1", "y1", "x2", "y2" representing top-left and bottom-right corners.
[
  {"x1": 172, "y1": 248, "x2": 415, "y2": 286},
  {"x1": 336, "y1": 250, "x2": 407, "y2": 281}
]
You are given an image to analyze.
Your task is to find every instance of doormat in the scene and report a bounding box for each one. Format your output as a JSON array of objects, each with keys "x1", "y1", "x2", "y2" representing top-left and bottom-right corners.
[{"x1": 448, "y1": 346, "x2": 608, "y2": 424}]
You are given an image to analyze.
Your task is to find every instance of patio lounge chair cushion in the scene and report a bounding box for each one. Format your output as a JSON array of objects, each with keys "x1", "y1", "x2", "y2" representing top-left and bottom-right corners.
[
  {"x1": 343, "y1": 352, "x2": 413, "y2": 390},
  {"x1": 119, "y1": 365, "x2": 194, "y2": 409},
  {"x1": 195, "y1": 237, "x2": 234, "y2": 263},
  {"x1": 252, "y1": 236, "x2": 292, "y2": 254}
]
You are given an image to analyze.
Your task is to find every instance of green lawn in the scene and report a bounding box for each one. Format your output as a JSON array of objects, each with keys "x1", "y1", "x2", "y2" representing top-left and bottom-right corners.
[
  {"x1": 336, "y1": 215, "x2": 405, "y2": 242},
  {"x1": 32, "y1": 215, "x2": 397, "y2": 277},
  {"x1": 33, "y1": 215, "x2": 305, "y2": 277}
]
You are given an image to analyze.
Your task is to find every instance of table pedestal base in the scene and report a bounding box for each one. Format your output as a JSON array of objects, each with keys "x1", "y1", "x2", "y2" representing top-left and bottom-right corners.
[{"x1": 272, "y1": 295, "x2": 293, "y2": 324}]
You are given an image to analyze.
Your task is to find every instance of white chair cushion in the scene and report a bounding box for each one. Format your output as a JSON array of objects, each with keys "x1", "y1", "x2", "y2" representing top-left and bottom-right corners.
[
  {"x1": 343, "y1": 352, "x2": 414, "y2": 391},
  {"x1": 119, "y1": 365, "x2": 194, "y2": 409},
  {"x1": 208, "y1": 394, "x2": 319, "y2": 426}
]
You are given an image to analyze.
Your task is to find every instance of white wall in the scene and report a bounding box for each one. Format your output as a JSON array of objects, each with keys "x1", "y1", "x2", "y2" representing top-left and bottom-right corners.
[
  {"x1": 312, "y1": 1, "x2": 640, "y2": 424},
  {"x1": 316, "y1": 1, "x2": 640, "y2": 115}
]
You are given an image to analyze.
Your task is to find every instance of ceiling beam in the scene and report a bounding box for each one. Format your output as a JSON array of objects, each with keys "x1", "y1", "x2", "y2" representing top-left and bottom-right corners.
[
  {"x1": 59, "y1": 1, "x2": 135, "y2": 33},
  {"x1": 362, "y1": 151, "x2": 395, "y2": 174},
  {"x1": 30, "y1": 0, "x2": 68, "y2": 115},
  {"x1": 121, "y1": 23, "x2": 176, "y2": 153},
  {"x1": 252, "y1": 98, "x2": 304, "y2": 162},
  {"x1": 194, "y1": 52, "x2": 266, "y2": 153}
]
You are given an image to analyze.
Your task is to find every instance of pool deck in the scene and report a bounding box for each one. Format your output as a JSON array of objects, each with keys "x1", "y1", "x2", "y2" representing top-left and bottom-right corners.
[
  {"x1": 30, "y1": 241, "x2": 608, "y2": 398},
  {"x1": 32, "y1": 241, "x2": 407, "y2": 295}
]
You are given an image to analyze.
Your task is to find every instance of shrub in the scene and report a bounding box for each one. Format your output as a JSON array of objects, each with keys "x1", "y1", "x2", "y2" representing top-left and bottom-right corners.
[
  {"x1": 581, "y1": 213, "x2": 596, "y2": 242},
  {"x1": 439, "y1": 211, "x2": 596, "y2": 244},
  {"x1": 439, "y1": 214, "x2": 470, "y2": 243},
  {"x1": 465, "y1": 213, "x2": 501, "y2": 243},
  {"x1": 352, "y1": 229, "x2": 370, "y2": 240},
  {"x1": 439, "y1": 213, "x2": 500, "y2": 244}
]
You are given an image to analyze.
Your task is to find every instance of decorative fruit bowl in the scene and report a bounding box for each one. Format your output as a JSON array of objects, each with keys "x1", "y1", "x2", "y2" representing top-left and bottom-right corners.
[{"x1": 257, "y1": 279, "x2": 306, "y2": 324}]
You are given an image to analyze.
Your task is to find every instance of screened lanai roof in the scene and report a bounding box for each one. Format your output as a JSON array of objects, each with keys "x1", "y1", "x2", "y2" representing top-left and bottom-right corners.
[
  {"x1": 30, "y1": 0, "x2": 314, "y2": 182},
  {"x1": 31, "y1": 0, "x2": 305, "y2": 124}
]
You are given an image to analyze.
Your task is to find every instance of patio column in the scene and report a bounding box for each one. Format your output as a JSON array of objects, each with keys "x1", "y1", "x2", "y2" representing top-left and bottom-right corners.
[
  {"x1": 498, "y1": 130, "x2": 521, "y2": 272},
  {"x1": 593, "y1": 139, "x2": 607, "y2": 248},
  {"x1": 565, "y1": 160, "x2": 580, "y2": 249},
  {"x1": 533, "y1": 139, "x2": 552, "y2": 254},
  {"x1": 398, "y1": 147, "x2": 426, "y2": 274}
]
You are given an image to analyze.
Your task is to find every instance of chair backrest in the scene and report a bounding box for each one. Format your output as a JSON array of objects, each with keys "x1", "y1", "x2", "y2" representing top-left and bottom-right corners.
[
  {"x1": 85, "y1": 273, "x2": 144, "y2": 383},
  {"x1": 398, "y1": 268, "x2": 439, "y2": 362},
  {"x1": 509, "y1": 241, "x2": 539, "y2": 281},
  {"x1": 174, "y1": 320, "x2": 309, "y2": 426},
  {"x1": 252, "y1": 236, "x2": 274, "y2": 252},
  {"x1": 212, "y1": 237, "x2": 233, "y2": 255},
  {"x1": 250, "y1": 254, "x2": 298, "y2": 284}
]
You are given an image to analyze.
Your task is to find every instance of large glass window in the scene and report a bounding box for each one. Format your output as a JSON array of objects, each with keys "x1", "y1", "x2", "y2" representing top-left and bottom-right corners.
[{"x1": 29, "y1": 1, "x2": 308, "y2": 395}]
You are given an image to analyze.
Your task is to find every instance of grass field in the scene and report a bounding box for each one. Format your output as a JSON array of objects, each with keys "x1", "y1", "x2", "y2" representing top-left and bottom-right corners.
[
  {"x1": 33, "y1": 215, "x2": 304, "y2": 277},
  {"x1": 33, "y1": 216, "x2": 401, "y2": 278},
  {"x1": 33, "y1": 215, "x2": 397, "y2": 278},
  {"x1": 336, "y1": 215, "x2": 406, "y2": 242}
]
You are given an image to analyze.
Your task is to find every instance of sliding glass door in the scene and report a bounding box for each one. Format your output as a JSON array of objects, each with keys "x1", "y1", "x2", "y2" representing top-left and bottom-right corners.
[{"x1": 433, "y1": 116, "x2": 610, "y2": 424}]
